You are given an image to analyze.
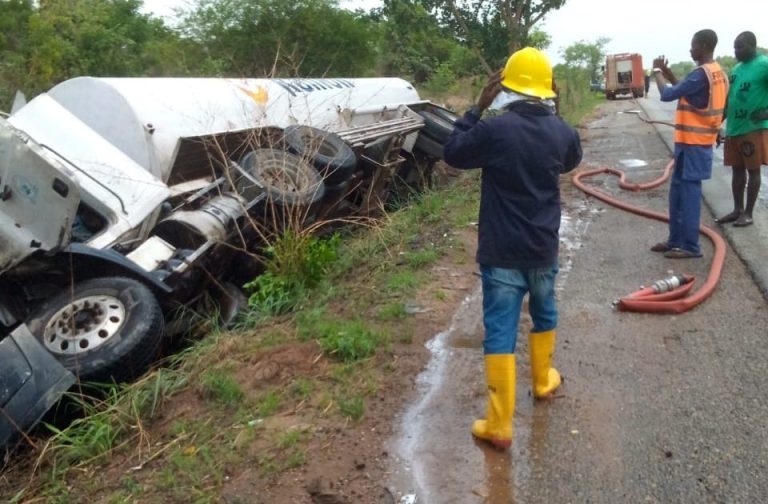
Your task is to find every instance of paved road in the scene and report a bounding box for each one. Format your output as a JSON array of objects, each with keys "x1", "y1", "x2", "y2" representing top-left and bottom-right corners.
[
  {"x1": 639, "y1": 87, "x2": 768, "y2": 297},
  {"x1": 386, "y1": 93, "x2": 768, "y2": 503}
]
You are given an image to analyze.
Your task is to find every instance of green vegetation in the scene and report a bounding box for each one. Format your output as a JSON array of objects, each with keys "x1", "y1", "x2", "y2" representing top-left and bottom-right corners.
[
  {"x1": 338, "y1": 394, "x2": 366, "y2": 421},
  {"x1": 4, "y1": 0, "x2": 766, "y2": 117},
  {"x1": 199, "y1": 370, "x2": 244, "y2": 406},
  {"x1": 244, "y1": 231, "x2": 341, "y2": 317},
  {"x1": 3, "y1": 0, "x2": 624, "y2": 117}
]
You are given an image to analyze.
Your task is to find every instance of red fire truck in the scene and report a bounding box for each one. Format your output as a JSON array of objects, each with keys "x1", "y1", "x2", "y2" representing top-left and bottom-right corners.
[{"x1": 604, "y1": 53, "x2": 645, "y2": 99}]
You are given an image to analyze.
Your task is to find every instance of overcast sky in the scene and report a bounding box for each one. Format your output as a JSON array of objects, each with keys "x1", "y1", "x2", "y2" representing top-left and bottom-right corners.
[
  {"x1": 141, "y1": 0, "x2": 768, "y2": 67},
  {"x1": 542, "y1": 0, "x2": 768, "y2": 66}
]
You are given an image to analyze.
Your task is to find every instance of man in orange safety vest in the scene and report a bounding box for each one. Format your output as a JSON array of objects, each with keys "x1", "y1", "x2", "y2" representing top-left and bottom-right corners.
[{"x1": 649, "y1": 29, "x2": 728, "y2": 259}]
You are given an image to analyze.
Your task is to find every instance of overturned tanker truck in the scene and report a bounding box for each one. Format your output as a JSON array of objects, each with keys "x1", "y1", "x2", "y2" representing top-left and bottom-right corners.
[{"x1": 0, "y1": 76, "x2": 457, "y2": 448}]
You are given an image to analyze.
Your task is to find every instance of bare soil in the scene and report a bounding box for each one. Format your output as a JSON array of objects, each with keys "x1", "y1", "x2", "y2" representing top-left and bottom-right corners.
[
  {"x1": 225, "y1": 229, "x2": 479, "y2": 504},
  {"x1": 215, "y1": 230, "x2": 480, "y2": 504}
]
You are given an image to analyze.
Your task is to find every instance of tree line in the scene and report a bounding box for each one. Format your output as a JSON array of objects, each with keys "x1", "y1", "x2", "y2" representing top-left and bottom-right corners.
[
  {"x1": 0, "y1": 0, "x2": 578, "y2": 111},
  {"x1": 8, "y1": 0, "x2": 759, "y2": 115}
]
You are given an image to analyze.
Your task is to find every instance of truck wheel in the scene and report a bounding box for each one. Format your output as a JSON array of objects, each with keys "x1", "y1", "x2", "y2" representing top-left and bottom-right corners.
[
  {"x1": 238, "y1": 148, "x2": 325, "y2": 206},
  {"x1": 26, "y1": 277, "x2": 164, "y2": 382},
  {"x1": 417, "y1": 110, "x2": 454, "y2": 144},
  {"x1": 283, "y1": 126, "x2": 357, "y2": 186}
]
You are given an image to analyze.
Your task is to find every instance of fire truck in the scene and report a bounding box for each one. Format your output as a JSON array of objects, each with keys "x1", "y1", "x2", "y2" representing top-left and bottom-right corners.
[{"x1": 604, "y1": 53, "x2": 645, "y2": 99}]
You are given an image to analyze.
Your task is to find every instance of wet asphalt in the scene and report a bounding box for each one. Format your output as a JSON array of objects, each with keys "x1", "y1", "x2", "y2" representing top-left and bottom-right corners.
[{"x1": 385, "y1": 88, "x2": 768, "y2": 503}]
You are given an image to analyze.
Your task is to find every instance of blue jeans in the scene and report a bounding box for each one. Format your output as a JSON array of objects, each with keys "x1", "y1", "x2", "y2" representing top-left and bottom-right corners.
[
  {"x1": 667, "y1": 165, "x2": 702, "y2": 255},
  {"x1": 480, "y1": 264, "x2": 559, "y2": 355}
]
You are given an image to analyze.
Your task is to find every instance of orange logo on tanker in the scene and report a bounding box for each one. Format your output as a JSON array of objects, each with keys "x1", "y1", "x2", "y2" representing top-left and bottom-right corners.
[{"x1": 236, "y1": 84, "x2": 269, "y2": 105}]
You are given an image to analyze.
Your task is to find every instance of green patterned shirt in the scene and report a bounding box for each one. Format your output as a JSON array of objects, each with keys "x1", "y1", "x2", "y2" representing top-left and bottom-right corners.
[{"x1": 726, "y1": 53, "x2": 768, "y2": 136}]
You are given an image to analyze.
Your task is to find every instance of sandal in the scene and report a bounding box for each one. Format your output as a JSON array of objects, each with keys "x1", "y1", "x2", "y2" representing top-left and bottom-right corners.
[
  {"x1": 663, "y1": 248, "x2": 702, "y2": 259},
  {"x1": 733, "y1": 215, "x2": 754, "y2": 227},
  {"x1": 715, "y1": 211, "x2": 740, "y2": 224}
]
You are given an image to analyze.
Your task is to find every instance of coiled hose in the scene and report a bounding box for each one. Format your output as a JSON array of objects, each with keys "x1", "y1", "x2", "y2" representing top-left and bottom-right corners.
[{"x1": 571, "y1": 159, "x2": 726, "y2": 314}]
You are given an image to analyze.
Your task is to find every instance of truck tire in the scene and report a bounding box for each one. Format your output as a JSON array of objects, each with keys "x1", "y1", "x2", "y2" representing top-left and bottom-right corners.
[
  {"x1": 429, "y1": 107, "x2": 459, "y2": 127},
  {"x1": 417, "y1": 110, "x2": 454, "y2": 144},
  {"x1": 238, "y1": 148, "x2": 325, "y2": 206},
  {"x1": 26, "y1": 277, "x2": 164, "y2": 382},
  {"x1": 414, "y1": 133, "x2": 444, "y2": 159},
  {"x1": 283, "y1": 125, "x2": 357, "y2": 186}
]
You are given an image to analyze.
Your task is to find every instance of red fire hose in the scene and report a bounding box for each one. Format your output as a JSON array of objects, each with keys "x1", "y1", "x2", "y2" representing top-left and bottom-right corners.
[{"x1": 571, "y1": 160, "x2": 727, "y2": 314}]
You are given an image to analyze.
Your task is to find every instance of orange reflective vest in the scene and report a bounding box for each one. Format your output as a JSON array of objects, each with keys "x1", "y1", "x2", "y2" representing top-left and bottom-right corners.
[{"x1": 674, "y1": 62, "x2": 728, "y2": 145}]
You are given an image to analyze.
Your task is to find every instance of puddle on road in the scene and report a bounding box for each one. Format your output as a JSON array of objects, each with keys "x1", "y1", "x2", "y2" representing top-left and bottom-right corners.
[
  {"x1": 558, "y1": 198, "x2": 596, "y2": 294},
  {"x1": 618, "y1": 158, "x2": 648, "y2": 168},
  {"x1": 448, "y1": 336, "x2": 482, "y2": 349},
  {"x1": 386, "y1": 203, "x2": 592, "y2": 503}
]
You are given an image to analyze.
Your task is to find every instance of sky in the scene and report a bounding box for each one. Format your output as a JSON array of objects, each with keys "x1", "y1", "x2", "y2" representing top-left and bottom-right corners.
[
  {"x1": 141, "y1": 0, "x2": 768, "y2": 67},
  {"x1": 540, "y1": 0, "x2": 768, "y2": 66}
]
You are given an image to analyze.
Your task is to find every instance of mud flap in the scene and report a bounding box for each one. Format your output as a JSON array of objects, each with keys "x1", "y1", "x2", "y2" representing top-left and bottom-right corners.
[{"x1": 0, "y1": 324, "x2": 75, "y2": 449}]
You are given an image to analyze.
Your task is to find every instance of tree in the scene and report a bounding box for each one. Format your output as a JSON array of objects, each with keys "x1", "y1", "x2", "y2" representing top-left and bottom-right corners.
[
  {"x1": 717, "y1": 55, "x2": 736, "y2": 75},
  {"x1": 422, "y1": 0, "x2": 565, "y2": 67},
  {"x1": 180, "y1": 0, "x2": 377, "y2": 77},
  {"x1": 20, "y1": 0, "x2": 173, "y2": 97},
  {"x1": 561, "y1": 37, "x2": 610, "y2": 83},
  {"x1": 0, "y1": 0, "x2": 34, "y2": 110},
  {"x1": 372, "y1": 0, "x2": 471, "y2": 82},
  {"x1": 669, "y1": 61, "x2": 694, "y2": 79}
]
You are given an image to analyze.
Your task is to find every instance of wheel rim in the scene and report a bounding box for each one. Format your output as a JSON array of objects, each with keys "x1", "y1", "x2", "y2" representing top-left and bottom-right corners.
[{"x1": 42, "y1": 295, "x2": 126, "y2": 356}]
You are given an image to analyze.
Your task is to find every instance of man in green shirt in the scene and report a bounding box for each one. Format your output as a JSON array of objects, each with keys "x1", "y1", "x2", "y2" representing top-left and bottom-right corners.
[{"x1": 716, "y1": 31, "x2": 768, "y2": 227}]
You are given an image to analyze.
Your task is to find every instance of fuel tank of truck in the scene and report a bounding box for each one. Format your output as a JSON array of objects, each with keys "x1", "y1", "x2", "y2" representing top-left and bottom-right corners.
[{"x1": 15, "y1": 77, "x2": 422, "y2": 183}]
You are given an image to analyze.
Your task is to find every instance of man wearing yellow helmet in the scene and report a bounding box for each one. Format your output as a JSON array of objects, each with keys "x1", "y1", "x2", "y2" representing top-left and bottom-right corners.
[{"x1": 443, "y1": 47, "x2": 582, "y2": 449}]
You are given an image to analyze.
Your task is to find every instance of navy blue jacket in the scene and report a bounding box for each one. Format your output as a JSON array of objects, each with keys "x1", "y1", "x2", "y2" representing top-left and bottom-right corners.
[{"x1": 443, "y1": 101, "x2": 582, "y2": 269}]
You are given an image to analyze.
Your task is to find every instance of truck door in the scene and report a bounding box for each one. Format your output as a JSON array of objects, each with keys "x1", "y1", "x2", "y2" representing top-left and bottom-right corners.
[
  {"x1": 616, "y1": 60, "x2": 633, "y2": 88},
  {"x1": 0, "y1": 119, "x2": 80, "y2": 274}
]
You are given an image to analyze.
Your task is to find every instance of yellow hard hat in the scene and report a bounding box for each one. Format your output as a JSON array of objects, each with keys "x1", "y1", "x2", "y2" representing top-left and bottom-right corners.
[{"x1": 501, "y1": 47, "x2": 556, "y2": 99}]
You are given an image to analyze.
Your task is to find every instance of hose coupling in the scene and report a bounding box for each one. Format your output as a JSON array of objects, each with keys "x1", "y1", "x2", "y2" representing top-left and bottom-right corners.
[{"x1": 651, "y1": 274, "x2": 688, "y2": 293}]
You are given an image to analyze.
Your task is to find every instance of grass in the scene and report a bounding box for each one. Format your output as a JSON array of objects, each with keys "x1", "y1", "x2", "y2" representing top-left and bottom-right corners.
[
  {"x1": 338, "y1": 395, "x2": 366, "y2": 421},
  {"x1": 290, "y1": 377, "x2": 315, "y2": 401},
  {"x1": 256, "y1": 389, "x2": 282, "y2": 417},
  {"x1": 312, "y1": 318, "x2": 382, "y2": 362},
  {"x1": 562, "y1": 89, "x2": 605, "y2": 126},
  {"x1": 385, "y1": 269, "x2": 422, "y2": 294},
  {"x1": 404, "y1": 248, "x2": 440, "y2": 268},
  {"x1": 417, "y1": 73, "x2": 602, "y2": 129},
  {"x1": 277, "y1": 428, "x2": 305, "y2": 449},
  {"x1": 377, "y1": 301, "x2": 408, "y2": 321},
  {"x1": 199, "y1": 370, "x2": 244, "y2": 407}
]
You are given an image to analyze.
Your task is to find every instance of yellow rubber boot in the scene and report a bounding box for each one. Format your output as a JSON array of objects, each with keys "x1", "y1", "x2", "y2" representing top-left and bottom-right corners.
[
  {"x1": 529, "y1": 330, "x2": 562, "y2": 398},
  {"x1": 472, "y1": 354, "x2": 515, "y2": 449}
]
